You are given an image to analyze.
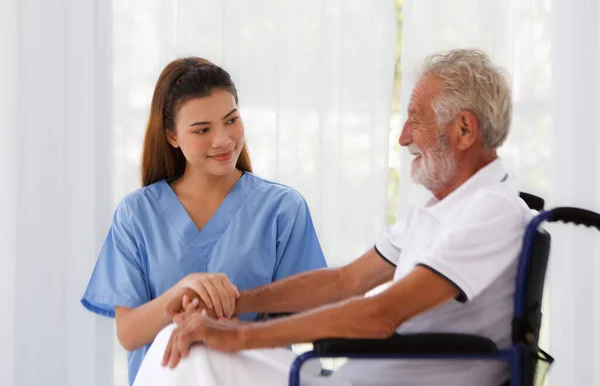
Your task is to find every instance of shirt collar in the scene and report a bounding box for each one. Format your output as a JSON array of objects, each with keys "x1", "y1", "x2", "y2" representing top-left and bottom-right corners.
[{"x1": 422, "y1": 158, "x2": 509, "y2": 223}]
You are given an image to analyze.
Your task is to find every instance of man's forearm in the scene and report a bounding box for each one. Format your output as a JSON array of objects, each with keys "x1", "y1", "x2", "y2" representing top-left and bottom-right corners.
[
  {"x1": 239, "y1": 295, "x2": 394, "y2": 350},
  {"x1": 236, "y1": 266, "x2": 460, "y2": 350},
  {"x1": 235, "y1": 267, "x2": 355, "y2": 315}
]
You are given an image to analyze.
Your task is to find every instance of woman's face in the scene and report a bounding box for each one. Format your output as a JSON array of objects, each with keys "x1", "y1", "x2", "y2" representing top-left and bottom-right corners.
[{"x1": 167, "y1": 89, "x2": 245, "y2": 178}]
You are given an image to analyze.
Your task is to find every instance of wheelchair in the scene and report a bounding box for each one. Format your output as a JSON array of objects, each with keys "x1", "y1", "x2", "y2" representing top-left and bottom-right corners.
[{"x1": 289, "y1": 192, "x2": 600, "y2": 386}]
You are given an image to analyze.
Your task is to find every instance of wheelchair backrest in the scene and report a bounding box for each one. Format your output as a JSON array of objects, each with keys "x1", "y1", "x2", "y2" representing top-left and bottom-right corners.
[
  {"x1": 516, "y1": 228, "x2": 551, "y2": 346},
  {"x1": 515, "y1": 192, "x2": 552, "y2": 386}
]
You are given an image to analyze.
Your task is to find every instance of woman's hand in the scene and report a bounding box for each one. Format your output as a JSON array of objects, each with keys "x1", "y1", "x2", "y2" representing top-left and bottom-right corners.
[{"x1": 175, "y1": 273, "x2": 240, "y2": 319}]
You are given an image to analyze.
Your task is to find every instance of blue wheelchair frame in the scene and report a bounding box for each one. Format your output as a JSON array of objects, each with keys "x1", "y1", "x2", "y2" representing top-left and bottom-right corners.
[{"x1": 289, "y1": 197, "x2": 600, "y2": 386}]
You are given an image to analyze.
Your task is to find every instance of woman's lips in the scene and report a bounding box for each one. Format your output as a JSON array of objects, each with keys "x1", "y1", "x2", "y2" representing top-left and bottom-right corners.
[{"x1": 209, "y1": 150, "x2": 233, "y2": 162}]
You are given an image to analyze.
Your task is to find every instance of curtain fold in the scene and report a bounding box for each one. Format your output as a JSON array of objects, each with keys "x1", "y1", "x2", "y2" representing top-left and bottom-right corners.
[
  {"x1": 112, "y1": 0, "x2": 396, "y2": 384},
  {"x1": 113, "y1": 0, "x2": 397, "y2": 269},
  {"x1": 0, "y1": 1, "x2": 114, "y2": 385},
  {"x1": 399, "y1": 0, "x2": 600, "y2": 384},
  {"x1": 396, "y1": 0, "x2": 551, "y2": 211},
  {"x1": 549, "y1": 1, "x2": 600, "y2": 385},
  {"x1": 0, "y1": 1, "x2": 18, "y2": 385}
]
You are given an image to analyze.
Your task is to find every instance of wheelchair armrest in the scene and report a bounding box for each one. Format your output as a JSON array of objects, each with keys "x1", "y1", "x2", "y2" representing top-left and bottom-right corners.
[{"x1": 313, "y1": 333, "x2": 499, "y2": 356}]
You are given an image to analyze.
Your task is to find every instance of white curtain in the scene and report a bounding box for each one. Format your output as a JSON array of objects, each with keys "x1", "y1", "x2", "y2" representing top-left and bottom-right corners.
[
  {"x1": 113, "y1": 0, "x2": 396, "y2": 267},
  {"x1": 398, "y1": 0, "x2": 600, "y2": 384},
  {"x1": 0, "y1": 1, "x2": 114, "y2": 386},
  {"x1": 549, "y1": 1, "x2": 600, "y2": 385},
  {"x1": 395, "y1": 0, "x2": 552, "y2": 208},
  {"x1": 112, "y1": 1, "x2": 395, "y2": 382},
  {"x1": 0, "y1": 1, "x2": 396, "y2": 386}
]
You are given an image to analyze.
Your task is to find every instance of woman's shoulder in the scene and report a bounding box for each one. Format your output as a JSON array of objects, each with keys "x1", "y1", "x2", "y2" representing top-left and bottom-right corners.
[
  {"x1": 243, "y1": 172, "x2": 305, "y2": 204},
  {"x1": 113, "y1": 180, "x2": 168, "y2": 220}
]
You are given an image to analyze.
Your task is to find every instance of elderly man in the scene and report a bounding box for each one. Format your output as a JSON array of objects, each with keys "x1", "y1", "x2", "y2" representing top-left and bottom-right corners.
[{"x1": 133, "y1": 48, "x2": 531, "y2": 386}]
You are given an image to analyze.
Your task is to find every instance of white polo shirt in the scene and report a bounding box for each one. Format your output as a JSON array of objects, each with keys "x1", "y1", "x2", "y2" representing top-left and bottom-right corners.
[{"x1": 334, "y1": 158, "x2": 533, "y2": 386}]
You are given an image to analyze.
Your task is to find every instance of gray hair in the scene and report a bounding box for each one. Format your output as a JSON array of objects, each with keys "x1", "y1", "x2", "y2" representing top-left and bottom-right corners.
[{"x1": 420, "y1": 49, "x2": 512, "y2": 149}]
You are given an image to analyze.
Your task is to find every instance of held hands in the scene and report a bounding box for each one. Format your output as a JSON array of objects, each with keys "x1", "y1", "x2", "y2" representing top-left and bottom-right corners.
[
  {"x1": 161, "y1": 273, "x2": 245, "y2": 368},
  {"x1": 161, "y1": 308, "x2": 247, "y2": 368},
  {"x1": 165, "y1": 273, "x2": 240, "y2": 319}
]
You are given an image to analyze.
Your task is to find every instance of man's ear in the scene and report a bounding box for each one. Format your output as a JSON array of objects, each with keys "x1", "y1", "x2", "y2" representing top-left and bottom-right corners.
[
  {"x1": 455, "y1": 111, "x2": 479, "y2": 150},
  {"x1": 165, "y1": 129, "x2": 179, "y2": 148}
]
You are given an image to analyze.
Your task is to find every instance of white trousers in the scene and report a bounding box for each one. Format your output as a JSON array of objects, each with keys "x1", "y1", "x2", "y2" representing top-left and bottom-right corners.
[
  {"x1": 133, "y1": 324, "x2": 505, "y2": 386},
  {"x1": 133, "y1": 324, "x2": 352, "y2": 386}
]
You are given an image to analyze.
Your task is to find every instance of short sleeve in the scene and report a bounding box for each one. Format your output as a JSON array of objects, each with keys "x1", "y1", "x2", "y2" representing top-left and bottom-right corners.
[
  {"x1": 272, "y1": 194, "x2": 327, "y2": 281},
  {"x1": 374, "y1": 207, "x2": 414, "y2": 266},
  {"x1": 418, "y1": 193, "x2": 527, "y2": 302},
  {"x1": 81, "y1": 198, "x2": 150, "y2": 318}
]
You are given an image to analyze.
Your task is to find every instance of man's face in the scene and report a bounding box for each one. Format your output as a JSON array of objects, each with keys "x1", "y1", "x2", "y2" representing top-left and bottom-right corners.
[{"x1": 399, "y1": 74, "x2": 457, "y2": 192}]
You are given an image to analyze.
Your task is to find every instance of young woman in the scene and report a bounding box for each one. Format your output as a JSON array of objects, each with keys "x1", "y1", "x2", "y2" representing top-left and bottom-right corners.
[{"x1": 81, "y1": 57, "x2": 326, "y2": 385}]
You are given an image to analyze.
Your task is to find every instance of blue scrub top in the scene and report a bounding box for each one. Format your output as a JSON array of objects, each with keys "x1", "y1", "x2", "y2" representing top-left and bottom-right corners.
[{"x1": 81, "y1": 173, "x2": 327, "y2": 385}]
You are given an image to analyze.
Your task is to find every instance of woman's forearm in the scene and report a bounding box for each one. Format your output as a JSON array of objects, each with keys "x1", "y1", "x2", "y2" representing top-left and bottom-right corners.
[{"x1": 115, "y1": 285, "x2": 180, "y2": 352}]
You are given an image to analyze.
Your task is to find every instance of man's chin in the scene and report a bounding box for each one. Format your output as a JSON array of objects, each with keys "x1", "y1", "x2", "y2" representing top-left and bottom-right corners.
[
  {"x1": 410, "y1": 167, "x2": 423, "y2": 185},
  {"x1": 410, "y1": 171, "x2": 438, "y2": 192}
]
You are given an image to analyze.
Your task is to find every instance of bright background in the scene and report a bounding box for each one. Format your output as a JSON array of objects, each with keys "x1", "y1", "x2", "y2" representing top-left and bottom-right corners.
[{"x1": 1, "y1": 0, "x2": 599, "y2": 385}]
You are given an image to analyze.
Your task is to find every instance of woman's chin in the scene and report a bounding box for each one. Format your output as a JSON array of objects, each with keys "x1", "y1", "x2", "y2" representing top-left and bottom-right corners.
[{"x1": 206, "y1": 162, "x2": 240, "y2": 177}]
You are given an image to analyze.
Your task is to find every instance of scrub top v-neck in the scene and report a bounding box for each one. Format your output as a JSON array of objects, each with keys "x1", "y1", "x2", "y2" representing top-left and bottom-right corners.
[{"x1": 81, "y1": 172, "x2": 327, "y2": 385}]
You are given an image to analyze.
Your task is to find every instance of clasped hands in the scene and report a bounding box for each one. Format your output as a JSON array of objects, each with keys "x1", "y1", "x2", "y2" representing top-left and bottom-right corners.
[{"x1": 162, "y1": 273, "x2": 247, "y2": 368}]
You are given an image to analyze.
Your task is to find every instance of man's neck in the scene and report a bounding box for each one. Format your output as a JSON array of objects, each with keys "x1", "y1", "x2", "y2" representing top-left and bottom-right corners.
[{"x1": 432, "y1": 150, "x2": 498, "y2": 201}]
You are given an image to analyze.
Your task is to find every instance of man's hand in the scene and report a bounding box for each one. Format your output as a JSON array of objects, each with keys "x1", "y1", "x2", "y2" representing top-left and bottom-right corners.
[{"x1": 161, "y1": 309, "x2": 246, "y2": 369}]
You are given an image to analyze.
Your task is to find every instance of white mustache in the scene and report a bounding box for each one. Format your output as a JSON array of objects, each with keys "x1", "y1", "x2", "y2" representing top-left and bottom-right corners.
[{"x1": 407, "y1": 144, "x2": 422, "y2": 156}]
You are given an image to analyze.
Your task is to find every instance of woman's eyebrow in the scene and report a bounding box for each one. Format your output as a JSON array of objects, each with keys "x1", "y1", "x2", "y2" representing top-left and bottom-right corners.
[{"x1": 189, "y1": 108, "x2": 238, "y2": 126}]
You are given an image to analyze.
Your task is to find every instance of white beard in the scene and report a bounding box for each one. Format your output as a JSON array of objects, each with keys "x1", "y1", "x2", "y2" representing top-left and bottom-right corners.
[{"x1": 410, "y1": 136, "x2": 456, "y2": 192}]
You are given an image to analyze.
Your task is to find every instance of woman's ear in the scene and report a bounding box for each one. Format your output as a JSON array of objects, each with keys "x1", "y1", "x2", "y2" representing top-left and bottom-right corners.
[{"x1": 165, "y1": 129, "x2": 179, "y2": 148}]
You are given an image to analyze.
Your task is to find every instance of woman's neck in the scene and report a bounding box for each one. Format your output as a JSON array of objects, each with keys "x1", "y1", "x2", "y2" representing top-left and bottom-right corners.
[{"x1": 171, "y1": 168, "x2": 243, "y2": 201}]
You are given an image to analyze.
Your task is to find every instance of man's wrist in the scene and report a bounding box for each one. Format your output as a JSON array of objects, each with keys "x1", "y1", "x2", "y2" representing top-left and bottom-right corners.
[
  {"x1": 235, "y1": 291, "x2": 254, "y2": 315},
  {"x1": 237, "y1": 323, "x2": 257, "y2": 350}
]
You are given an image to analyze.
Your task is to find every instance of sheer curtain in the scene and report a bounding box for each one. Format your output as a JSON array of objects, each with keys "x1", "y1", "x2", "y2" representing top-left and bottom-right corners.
[
  {"x1": 0, "y1": 1, "x2": 395, "y2": 385},
  {"x1": 0, "y1": 1, "x2": 113, "y2": 386},
  {"x1": 0, "y1": 0, "x2": 395, "y2": 385},
  {"x1": 112, "y1": 0, "x2": 396, "y2": 384},
  {"x1": 397, "y1": 0, "x2": 600, "y2": 384},
  {"x1": 394, "y1": 0, "x2": 551, "y2": 209},
  {"x1": 549, "y1": 1, "x2": 600, "y2": 385},
  {"x1": 113, "y1": 0, "x2": 396, "y2": 266}
]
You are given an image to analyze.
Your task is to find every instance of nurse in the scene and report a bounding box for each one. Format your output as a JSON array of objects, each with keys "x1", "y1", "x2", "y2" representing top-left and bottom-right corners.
[{"x1": 81, "y1": 57, "x2": 327, "y2": 386}]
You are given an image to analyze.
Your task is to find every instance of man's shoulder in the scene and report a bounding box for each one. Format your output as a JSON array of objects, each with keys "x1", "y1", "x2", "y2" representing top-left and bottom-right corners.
[
  {"x1": 453, "y1": 185, "x2": 531, "y2": 230},
  {"x1": 475, "y1": 179, "x2": 528, "y2": 211}
]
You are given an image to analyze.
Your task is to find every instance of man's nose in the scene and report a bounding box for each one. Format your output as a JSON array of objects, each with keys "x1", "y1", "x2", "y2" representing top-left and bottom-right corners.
[{"x1": 398, "y1": 120, "x2": 412, "y2": 147}]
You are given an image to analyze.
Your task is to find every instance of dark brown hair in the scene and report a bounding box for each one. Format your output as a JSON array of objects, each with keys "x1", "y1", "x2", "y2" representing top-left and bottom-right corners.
[{"x1": 141, "y1": 57, "x2": 252, "y2": 187}]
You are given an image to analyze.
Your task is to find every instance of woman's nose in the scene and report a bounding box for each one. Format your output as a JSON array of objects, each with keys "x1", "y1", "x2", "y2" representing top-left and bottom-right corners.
[{"x1": 211, "y1": 126, "x2": 232, "y2": 148}]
